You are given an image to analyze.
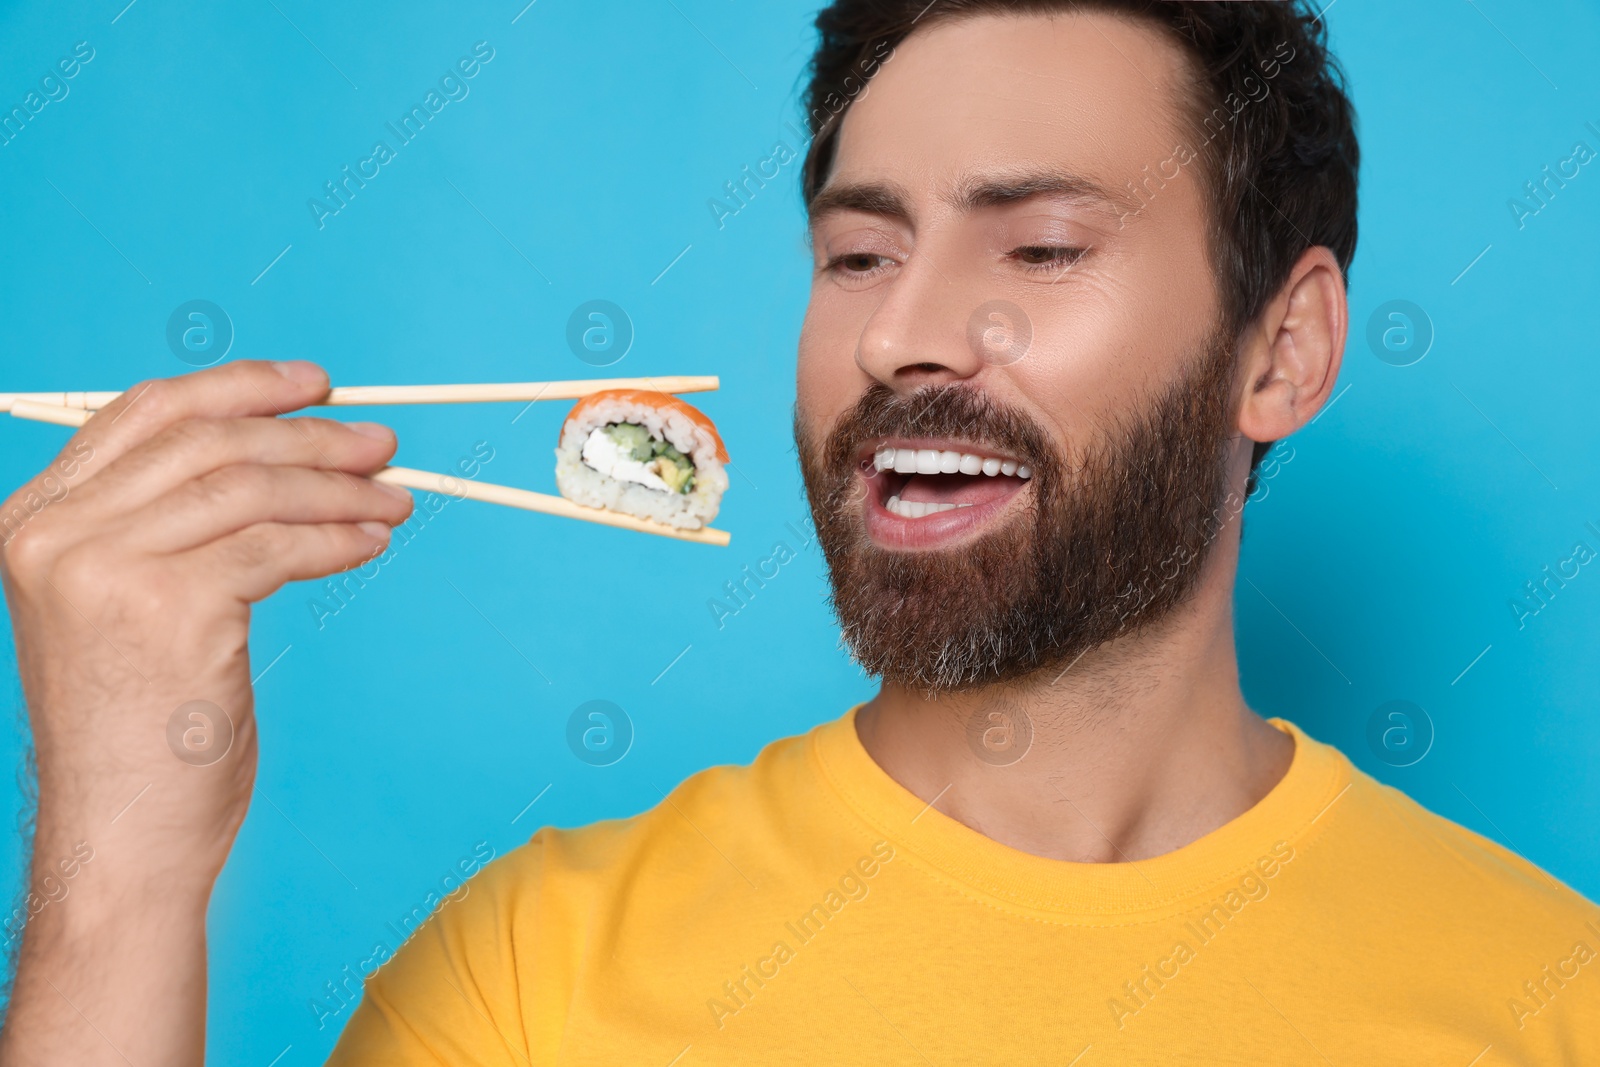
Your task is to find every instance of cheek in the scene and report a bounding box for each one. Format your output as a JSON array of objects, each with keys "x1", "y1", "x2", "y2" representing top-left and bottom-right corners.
[
  {"x1": 797, "y1": 299, "x2": 868, "y2": 422},
  {"x1": 1012, "y1": 242, "x2": 1213, "y2": 435},
  {"x1": 1007, "y1": 295, "x2": 1161, "y2": 438}
]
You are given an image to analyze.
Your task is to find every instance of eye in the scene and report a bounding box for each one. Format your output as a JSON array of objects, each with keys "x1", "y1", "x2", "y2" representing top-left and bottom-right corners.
[
  {"x1": 824, "y1": 251, "x2": 895, "y2": 283},
  {"x1": 1011, "y1": 245, "x2": 1088, "y2": 274}
]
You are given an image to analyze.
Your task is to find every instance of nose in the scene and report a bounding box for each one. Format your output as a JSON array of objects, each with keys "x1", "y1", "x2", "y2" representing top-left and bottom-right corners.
[{"x1": 854, "y1": 250, "x2": 988, "y2": 392}]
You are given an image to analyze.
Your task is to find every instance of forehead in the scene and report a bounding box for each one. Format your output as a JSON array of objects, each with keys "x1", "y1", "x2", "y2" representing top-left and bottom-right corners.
[{"x1": 824, "y1": 11, "x2": 1199, "y2": 212}]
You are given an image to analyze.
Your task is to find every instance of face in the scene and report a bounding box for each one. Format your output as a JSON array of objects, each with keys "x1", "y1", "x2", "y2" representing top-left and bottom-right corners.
[{"x1": 795, "y1": 12, "x2": 1248, "y2": 691}]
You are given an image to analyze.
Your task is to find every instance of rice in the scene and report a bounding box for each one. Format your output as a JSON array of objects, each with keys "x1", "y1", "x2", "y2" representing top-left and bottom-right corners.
[{"x1": 554, "y1": 390, "x2": 729, "y2": 529}]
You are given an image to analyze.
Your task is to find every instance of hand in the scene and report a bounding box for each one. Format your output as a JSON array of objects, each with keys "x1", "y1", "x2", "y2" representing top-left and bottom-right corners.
[{"x1": 0, "y1": 359, "x2": 412, "y2": 1064}]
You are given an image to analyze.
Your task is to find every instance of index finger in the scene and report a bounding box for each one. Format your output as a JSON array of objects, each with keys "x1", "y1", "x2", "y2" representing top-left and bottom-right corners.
[{"x1": 49, "y1": 360, "x2": 333, "y2": 487}]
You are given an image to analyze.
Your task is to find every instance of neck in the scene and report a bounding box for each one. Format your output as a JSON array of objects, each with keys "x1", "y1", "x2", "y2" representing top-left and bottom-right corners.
[{"x1": 853, "y1": 554, "x2": 1293, "y2": 864}]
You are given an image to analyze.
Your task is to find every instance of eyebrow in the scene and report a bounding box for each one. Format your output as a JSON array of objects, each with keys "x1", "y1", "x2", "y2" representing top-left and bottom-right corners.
[
  {"x1": 807, "y1": 181, "x2": 915, "y2": 225},
  {"x1": 807, "y1": 170, "x2": 1132, "y2": 226}
]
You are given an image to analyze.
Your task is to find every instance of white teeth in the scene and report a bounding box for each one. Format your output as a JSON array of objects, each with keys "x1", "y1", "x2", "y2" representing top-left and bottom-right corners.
[
  {"x1": 872, "y1": 447, "x2": 1033, "y2": 480},
  {"x1": 884, "y1": 495, "x2": 972, "y2": 519}
]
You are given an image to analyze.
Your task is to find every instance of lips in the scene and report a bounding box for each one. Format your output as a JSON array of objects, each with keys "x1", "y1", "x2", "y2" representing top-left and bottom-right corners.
[{"x1": 857, "y1": 438, "x2": 1035, "y2": 548}]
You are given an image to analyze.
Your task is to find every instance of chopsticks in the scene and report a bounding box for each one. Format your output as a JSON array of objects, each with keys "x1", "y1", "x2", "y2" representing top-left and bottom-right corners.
[
  {"x1": 374, "y1": 467, "x2": 729, "y2": 546},
  {"x1": 5, "y1": 389, "x2": 732, "y2": 547},
  {"x1": 0, "y1": 374, "x2": 719, "y2": 413}
]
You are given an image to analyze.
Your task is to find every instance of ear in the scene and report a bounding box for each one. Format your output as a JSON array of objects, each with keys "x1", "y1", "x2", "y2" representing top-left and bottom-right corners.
[{"x1": 1235, "y1": 246, "x2": 1347, "y2": 446}]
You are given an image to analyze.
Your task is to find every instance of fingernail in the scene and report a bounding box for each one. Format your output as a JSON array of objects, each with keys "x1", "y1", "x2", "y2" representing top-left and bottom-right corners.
[
  {"x1": 374, "y1": 480, "x2": 412, "y2": 502},
  {"x1": 348, "y1": 421, "x2": 393, "y2": 441},
  {"x1": 358, "y1": 521, "x2": 393, "y2": 540},
  {"x1": 270, "y1": 360, "x2": 326, "y2": 386}
]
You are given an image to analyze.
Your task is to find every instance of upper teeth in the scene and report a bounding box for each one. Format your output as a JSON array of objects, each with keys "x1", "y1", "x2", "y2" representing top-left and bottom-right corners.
[{"x1": 873, "y1": 447, "x2": 1032, "y2": 480}]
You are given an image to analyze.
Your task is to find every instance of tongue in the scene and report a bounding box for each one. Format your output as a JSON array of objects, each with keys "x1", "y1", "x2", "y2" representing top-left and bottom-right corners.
[{"x1": 899, "y1": 472, "x2": 1024, "y2": 506}]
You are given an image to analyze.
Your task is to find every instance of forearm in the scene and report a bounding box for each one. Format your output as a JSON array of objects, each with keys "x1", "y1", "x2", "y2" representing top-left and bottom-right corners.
[
  {"x1": 0, "y1": 360, "x2": 405, "y2": 1063},
  {"x1": 0, "y1": 820, "x2": 213, "y2": 1065}
]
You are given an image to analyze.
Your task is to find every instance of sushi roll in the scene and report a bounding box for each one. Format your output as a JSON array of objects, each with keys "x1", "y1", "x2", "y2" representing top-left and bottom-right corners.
[{"x1": 555, "y1": 389, "x2": 729, "y2": 529}]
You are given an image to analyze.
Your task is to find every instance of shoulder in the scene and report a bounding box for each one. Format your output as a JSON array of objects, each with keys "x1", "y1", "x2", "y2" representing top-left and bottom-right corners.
[
  {"x1": 457, "y1": 717, "x2": 839, "y2": 922},
  {"x1": 330, "y1": 722, "x2": 835, "y2": 1061},
  {"x1": 1362, "y1": 768, "x2": 1587, "y2": 910},
  {"x1": 1288, "y1": 723, "x2": 1596, "y2": 927}
]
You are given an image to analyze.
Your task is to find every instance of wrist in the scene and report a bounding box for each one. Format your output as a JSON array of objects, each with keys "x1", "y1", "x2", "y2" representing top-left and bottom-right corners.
[
  {"x1": 17, "y1": 840, "x2": 211, "y2": 930},
  {"x1": 1, "y1": 840, "x2": 211, "y2": 1067},
  {"x1": 25, "y1": 810, "x2": 226, "y2": 914}
]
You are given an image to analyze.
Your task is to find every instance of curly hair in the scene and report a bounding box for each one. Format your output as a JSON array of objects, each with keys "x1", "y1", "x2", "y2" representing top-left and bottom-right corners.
[{"x1": 799, "y1": 0, "x2": 1359, "y2": 477}]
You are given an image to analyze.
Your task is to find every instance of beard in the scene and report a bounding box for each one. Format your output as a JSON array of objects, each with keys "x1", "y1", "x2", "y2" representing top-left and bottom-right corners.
[{"x1": 795, "y1": 332, "x2": 1242, "y2": 693}]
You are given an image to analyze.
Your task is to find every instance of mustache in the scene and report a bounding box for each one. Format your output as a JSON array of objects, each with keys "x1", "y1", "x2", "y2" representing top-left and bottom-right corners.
[{"x1": 806, "y1": 382, "x2": 1064, "y2": 480}]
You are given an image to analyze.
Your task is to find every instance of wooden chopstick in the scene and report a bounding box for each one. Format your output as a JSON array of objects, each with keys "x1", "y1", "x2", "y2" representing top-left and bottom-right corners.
[
  {"x1": 0, "y1": 374, "x2": 719, "y2": 413},
  {"x1": 8, "y1": 399, "x2": 95, "y2": 427},
  {"x1": 374, "y1": 468, "x2": 730, "y2": 546},
  {"x1": 5, "y1": 401, "x2": 731, "y2": 547}
]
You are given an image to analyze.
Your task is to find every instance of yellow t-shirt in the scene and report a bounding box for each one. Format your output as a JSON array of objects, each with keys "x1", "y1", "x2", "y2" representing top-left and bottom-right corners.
[{"x1": 328, "y1": 711, "x2": 1600, "y2": 1064}]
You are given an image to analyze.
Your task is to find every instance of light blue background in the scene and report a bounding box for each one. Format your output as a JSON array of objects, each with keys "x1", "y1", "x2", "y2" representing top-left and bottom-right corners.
[{"x1": 0, "y1": 0, "x2": 1597, "y2": 1060}]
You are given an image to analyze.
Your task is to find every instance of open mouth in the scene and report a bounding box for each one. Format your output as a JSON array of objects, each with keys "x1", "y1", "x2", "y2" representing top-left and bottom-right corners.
[{"x1": 858, "y1": 440, "x2": 1035, "y2": 548}]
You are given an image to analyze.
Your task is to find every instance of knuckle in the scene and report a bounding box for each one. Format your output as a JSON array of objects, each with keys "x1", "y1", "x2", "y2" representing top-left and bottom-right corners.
[
  {"x1": 87, "y1": 562, "x2": 171, "y2": 623},
  {"x1": 0, "y1": 493, "x2": 37, "y2": 538},
  {"x1": 126, "y1": 377, "x2": 173, "y2": 421},
  {"x1": 50, "y1": 542, "x2": 118, "y2": 603},
  {"x1": 286, "y1": 417, "x2": 343, "y2": 457},
  {"x1": 225, "y1": 526, "x2": 282, "y2": 571},
  {"x1": 313, "y1": 466, "x2": 358, "y2": 497},
  {"x1": 1, "y1": 519, "x2": 58, "y2": 580},
  {"x1": 297, "y1": 415, "x2": 344, "y2": 437},
  {"x1": 191, "y1": 464, "x2": 271, "y2": 510},
  {"x1": 156, "y1": 417, "x2": 222, "y2": 457}
]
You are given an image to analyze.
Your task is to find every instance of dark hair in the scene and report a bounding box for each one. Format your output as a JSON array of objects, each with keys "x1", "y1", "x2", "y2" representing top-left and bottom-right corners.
[{"x1": 799, "y1": 0, "x2": 1359, "y2": 478}]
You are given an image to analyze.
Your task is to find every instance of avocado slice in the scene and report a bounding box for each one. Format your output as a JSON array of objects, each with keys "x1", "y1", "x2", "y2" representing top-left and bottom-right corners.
[
  {"x1": 604, "y1": 422, "x2": 655, "y2": 462},
  {"x1": 603, "y1": 422, "x2": 697, "y2": 493}
]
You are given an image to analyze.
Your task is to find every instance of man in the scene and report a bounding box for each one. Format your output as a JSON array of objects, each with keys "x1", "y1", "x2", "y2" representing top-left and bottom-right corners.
[{"x1": 1, "y1": 0, "x2": 1595, "y2": 1062}]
